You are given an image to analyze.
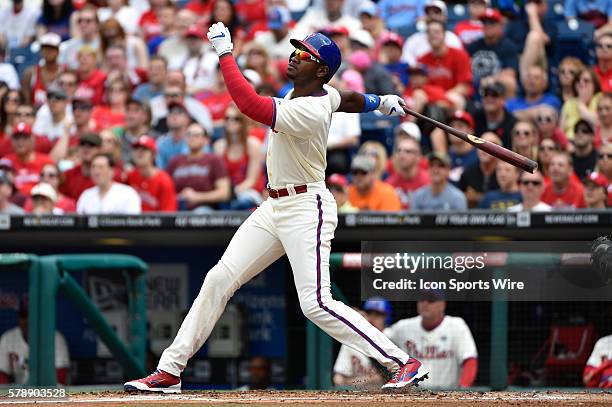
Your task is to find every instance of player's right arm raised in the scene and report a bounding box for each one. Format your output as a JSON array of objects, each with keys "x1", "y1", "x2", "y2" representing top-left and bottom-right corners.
[{"x1": 207, "y1": 22, "x2": 275, "y2": 127}]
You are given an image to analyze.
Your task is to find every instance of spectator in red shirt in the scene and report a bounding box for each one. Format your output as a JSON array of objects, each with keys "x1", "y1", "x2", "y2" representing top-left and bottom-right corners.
[
  {"x1": 0, "y1": 90, "x2": 23, "y2": 138},
  {"x1": 6, "y1": 123, "x2": 54, "y2": 195},
  {"x1": 0, "y1": 104, "x2": 54, "y2": 158},
  {"x1": 403, "y1": 63, "x2": 450, "y2": 115},
  {"x1": 199, "y1": 69, "x2": 233, "y2": 128},
  {"x1": 91, "y1": 78, "x2": 128, "y2": 131},
  {"x1": 213, "y1": 106, "x2": 264, "y2": 210},
  {"x1": 37, "y1": 163, "x2": 76, "y2": 212},
  {"x1": 60, "y1": 132, "x2": 102, "y2": 200},
  {"x1": 534, "y1": 105, "x2": 569, "y2": 150},
  {"x1": 387, "y1": 137, "x2": 430, "y2": 209},
  {"x1": 102, "y1": 43, "x2": 147, "y2": 90},
  {"x1": 76, "y1": 46, "x2": 107, "y2": 106},
  {"x1": 582, "y1": 171, "x2": 609, "y2": 209},
  {"x1": 541, "y1": 151, "x2": 586, "y2": 209},
  {"x1": 166, "y1": 122, "x2": 231, "y2": 211},
  {"x1": 138, "y1": 0, "x2": 171, "y2": 41},
  {"x1": 127, "y1": 135, "x2": 177, "y2": 212},
  {"x1": 418, "y1": 20, "x2": 473, "y2": 110},
  {"x1": 594, "y1": 33, "x2": 612, "y2": 93},
  {"x1": 454, "y1": 0, "x2": 486, "y2": 45},
  {"x1": 70, "y1": 93, "x2": 95, "y2": 144}
]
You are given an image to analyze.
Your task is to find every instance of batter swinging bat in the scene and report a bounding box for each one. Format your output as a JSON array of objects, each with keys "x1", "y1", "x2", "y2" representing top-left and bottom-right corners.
[{"x1": 402, "y1": 106, "x2": 538, "y2": 173}]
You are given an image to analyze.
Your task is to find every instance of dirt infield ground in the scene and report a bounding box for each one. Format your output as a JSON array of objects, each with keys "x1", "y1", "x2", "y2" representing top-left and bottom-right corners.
[{"x1": 1, "y1": 390, "x2": 611, "y2": 407}]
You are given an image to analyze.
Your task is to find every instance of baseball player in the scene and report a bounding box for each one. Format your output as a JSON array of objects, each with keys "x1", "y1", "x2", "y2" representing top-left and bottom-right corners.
[
  {"x1": 333, "y1": 297, "x2": 392, "y2": 388},
  {"x1": 384, "y1": 291, "x2": 477, "y2": 389},
  {"x1": 583, "y1": 334, "x2": 612, "y2": 388},
  {"x1": 125, "y1": 22, "x2": 428, "y2": 393}
]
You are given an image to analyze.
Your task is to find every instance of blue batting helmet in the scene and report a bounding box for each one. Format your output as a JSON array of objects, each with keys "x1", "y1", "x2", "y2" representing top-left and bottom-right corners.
[{"x1": 290, "y1": 33, "x2": 341, "y2": 81}]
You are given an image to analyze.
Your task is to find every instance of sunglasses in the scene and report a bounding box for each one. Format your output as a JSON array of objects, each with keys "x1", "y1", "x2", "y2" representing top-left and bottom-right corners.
[
  {"x1": 520, "y1": 180, "x2": 542, "y2": 186},
  {"x1": 48, "y1": 94, "x2": 67, "y2": 101},
  {"x1": 12, "y1": 133, "x2": 31, "y2": 139},
  {"x1": 576, "y1": 127, "x2": 593, "y2": 134},
  {"x1": 481, "y1": 91, "x2": 502, "y2": 98},
  {"x1": 291, "y1": 48, "x2": 321, "y2": 63},
  {"x1": 513, "y1": 130, "x2": 532, "y2": 137},
  {"x1": 536, "y1": 115, "x2": 554, "y2": 124},
  {"x1": 79, "y1": 141, "x2": 98, "y2": 147},
  {"x1": 482, "y1": 19, "x2": 499, "y2": 26},
  {"x1": 599, "y1": 153, "x2": 612, "y2": 159},
  {"x1": 73, "y1": 102, "x2": 93, "y2": 110},
  {"x1": 351, "y1": 170, "x2": 368, "y2": 176}
]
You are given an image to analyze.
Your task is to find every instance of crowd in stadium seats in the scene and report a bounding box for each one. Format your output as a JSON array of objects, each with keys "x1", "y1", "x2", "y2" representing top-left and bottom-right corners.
[{"x1": 0, "y1": 0, "x2": 611, "y2": 214}]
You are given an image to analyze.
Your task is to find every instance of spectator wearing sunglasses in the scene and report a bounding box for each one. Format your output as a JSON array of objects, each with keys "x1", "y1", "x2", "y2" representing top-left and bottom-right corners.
[
  {"x1": 557, "y1": 57, "x2": 584, "y2": 103},
  {"x1": 58, "y1": 5, "x2": 101, "y2": 70},
  {"x1": 560, "y1": 68, "x2": 601, "y2": 140},
  {"x1": 508, "y1": 169, "x2": 551, "y2": 211},
  {"x1": 61, "y1": 132, "x2": 107, "y2": 200},
  {"x1": 572, "y1": 120, "x2": 599, "y2": 178},
  {"x1": 37, "y1": 163, "x2": 75, "y2": 212},
  {"x1": 534, "y1": 105, "x2": 569, "y2": 150},
  {"x1": 326, "y1": 173, "x2": 357, "y2": 213},
  {"x1": 32, "y1": 84, "x2": 72, "y2": 142},
  {"x1": 537, "y1": 138, "x2": 559, "y2": 178},
  {"x1": 348, "y1": 155, "x2": 401, "y2": 211},
  {"x1": 473, "y1": 80, "x2": 517, "y2": 148},
  {"x1": 594, "y1": 33, "x2": 612, "y2": 92}
]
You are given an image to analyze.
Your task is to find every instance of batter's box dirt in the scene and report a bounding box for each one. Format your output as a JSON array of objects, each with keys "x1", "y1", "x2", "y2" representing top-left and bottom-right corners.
[{"x1": 1, "y1": 390, "x2": 611, "y2": 406}]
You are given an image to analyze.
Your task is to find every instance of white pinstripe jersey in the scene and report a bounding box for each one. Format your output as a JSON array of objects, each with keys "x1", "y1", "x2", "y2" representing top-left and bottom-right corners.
[{"x1": 268, "y1": 84, "x2": 341, "y2": 189}]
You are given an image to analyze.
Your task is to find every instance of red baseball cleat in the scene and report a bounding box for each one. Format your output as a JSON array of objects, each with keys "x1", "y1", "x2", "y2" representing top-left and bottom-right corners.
[
  {"x1": 124, "y1": 369, "x2": 181, "y2": 393},
  {"x1": 382, "y1": 357, "x2": 429, "y2": 389}
]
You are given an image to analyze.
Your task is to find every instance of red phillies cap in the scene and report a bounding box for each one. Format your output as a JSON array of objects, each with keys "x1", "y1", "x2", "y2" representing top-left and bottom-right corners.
[
  {"x1": 583, "y1": 172, "x2": 609, "y2": 189},
  {"x1": 380, "y1": 31, "x2": 404, "y2": 48},
  {"x1": 479, "y1": 8, "x2": 503, "y2": 23},
  {"x1": 450, "y1": 111, "x2": 474, "y2": 129},
  {"x1": 13, "y1": 122, "x2": 32, "y2": 137},
  {"x1": 326, "y1": 173, "x2": 348, "y2": 187},
  {"x1": 132, "y1": 135, "x2": 157, "y2": 154},
  {"x1": 184, "y1": 25, "x2": 205, "y2": 38}
]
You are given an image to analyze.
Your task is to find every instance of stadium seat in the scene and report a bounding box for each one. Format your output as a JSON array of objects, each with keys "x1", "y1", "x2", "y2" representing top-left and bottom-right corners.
[
  {"x1": 8, "y1": 46, "x2": 39, "y2": 78},
  {"x1": 448, "y1": 3, "x2": 468, "y2": 30},
  {"x1": 546, "y1": 0, "x2": 565, "y2": 21},
  {"x1": 543, "y1": 324, "x2": 596, "y2": 386},
  {"x1": 555, "y1": 19, "x2": 595, "y2": 65}
]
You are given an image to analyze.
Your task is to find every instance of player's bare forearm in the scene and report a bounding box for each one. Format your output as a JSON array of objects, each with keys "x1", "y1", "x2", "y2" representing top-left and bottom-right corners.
[{"x1": 337, "y1": 90, "x2": 368, "y2": 113}]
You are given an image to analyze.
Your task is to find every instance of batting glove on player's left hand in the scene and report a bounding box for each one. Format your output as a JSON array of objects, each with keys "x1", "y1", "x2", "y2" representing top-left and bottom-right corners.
[
  {"x1": 207, "y1": 22, "x2": 233, "y2": 57},
  {"x1": 378, "y1": 95, "x2": 406, "y2": 117}
]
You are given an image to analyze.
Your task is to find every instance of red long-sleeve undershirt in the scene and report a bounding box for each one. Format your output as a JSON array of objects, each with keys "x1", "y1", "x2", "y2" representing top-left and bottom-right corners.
[
  {"x1": 459, "y1": 357, "x2": 478, "y2": 387},
  {"x1": 219, "y1": 53, "x2": 274, "y2": 128}
]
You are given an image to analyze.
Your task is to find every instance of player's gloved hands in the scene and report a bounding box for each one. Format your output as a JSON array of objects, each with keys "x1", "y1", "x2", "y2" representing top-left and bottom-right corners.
[
  {"x1": 207, "y1": 22, "x2": 233, "y2": 57},
  {"x1": 378, "y1": 95, "x2": 406, "y2": 117}
]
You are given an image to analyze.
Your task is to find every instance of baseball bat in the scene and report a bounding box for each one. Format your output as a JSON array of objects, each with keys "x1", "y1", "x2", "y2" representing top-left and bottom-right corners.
[{"x1": 402, "y1": 107, "x2": 538, "y2": 173}]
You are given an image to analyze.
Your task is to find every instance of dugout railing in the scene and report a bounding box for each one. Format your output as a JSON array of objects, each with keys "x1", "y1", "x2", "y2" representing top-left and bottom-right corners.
[
  {"x1": 0, "y1": 253, "x2": 148, "y2": 386},
  {"x1": 305, "y1": 252, "x2": 597, "y2": 391}
]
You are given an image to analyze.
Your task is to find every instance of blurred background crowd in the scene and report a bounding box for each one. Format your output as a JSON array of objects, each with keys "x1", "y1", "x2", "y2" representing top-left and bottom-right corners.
[{"x1": 0, "y1": 0, "x2": 611, "y2": 214}]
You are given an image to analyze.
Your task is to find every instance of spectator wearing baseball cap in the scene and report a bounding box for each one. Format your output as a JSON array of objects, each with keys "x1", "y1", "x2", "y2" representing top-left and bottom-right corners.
[
  {"x1": 412, "y1": 152, "x2": 468, "y2": 210},
  {"x1": 380, "y1": 32, "x2": 409, "y2": 87},
  {"x1": 326, "y1": 173, "x2": 357, "y2": 213},
  {"x1": 401, "y1": 0, "x2": 464, "y2": 66},
  {"x1": 572, "y1": 119, "x2": 599, "y2": 179},
  {"x1": 126, "y1": 136, "x2": 177, "y2": 212},
  {"x1": 252, "y1": 6, "x2": 294, "y2": 61},
  {"x1": 0, "y1": 170, "x2": 24, "y2": 214},
  {"x1": 473, "y1": 80, "x2": 517, "y2": 148},
  {"x1": 508, "y1": 169, "x2": 551, "y2": 212},
  {"x1": 5, "y1": 122, "x2": 54, "y2": 195},
  {"x1": 459, "y1": 132, "x2": 502, "y2": 207},
  {"x1": 467, "y1": 8, "x2": 519, "y2": 98},
  {"x1": 348, "y1": 155, "x2": 401, "y2": 211},
  {"x1": 332, "y1": 296, "x2": 391, "y2": 388},
  {"x1": 583, "y1": 172, "x2": 609, "y2": 209},
  {"x1": 32, "y1": 83, "x2": 72, "y2": 142},
  {"x1": 21, "y1": 33, "x2": 62, "y2": 107},
  {"x1": 446, "y1": 111, "x2": 479, "y2": 182},
  {"x1": 387, "y1": 136, "x2": 430, "y2": 209},
  {"x1": 29, "y1": 182, "x2": 58, "y2": 214},
  {"x1": 453, "y1": 0, "x2": 487, "y2": 45},
  {"x1": 60, "y1": 132, "x2": 104, "y2": 200},
  {"x1": 402, "y1": 64, "x2": 449, "y2": 117}
]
